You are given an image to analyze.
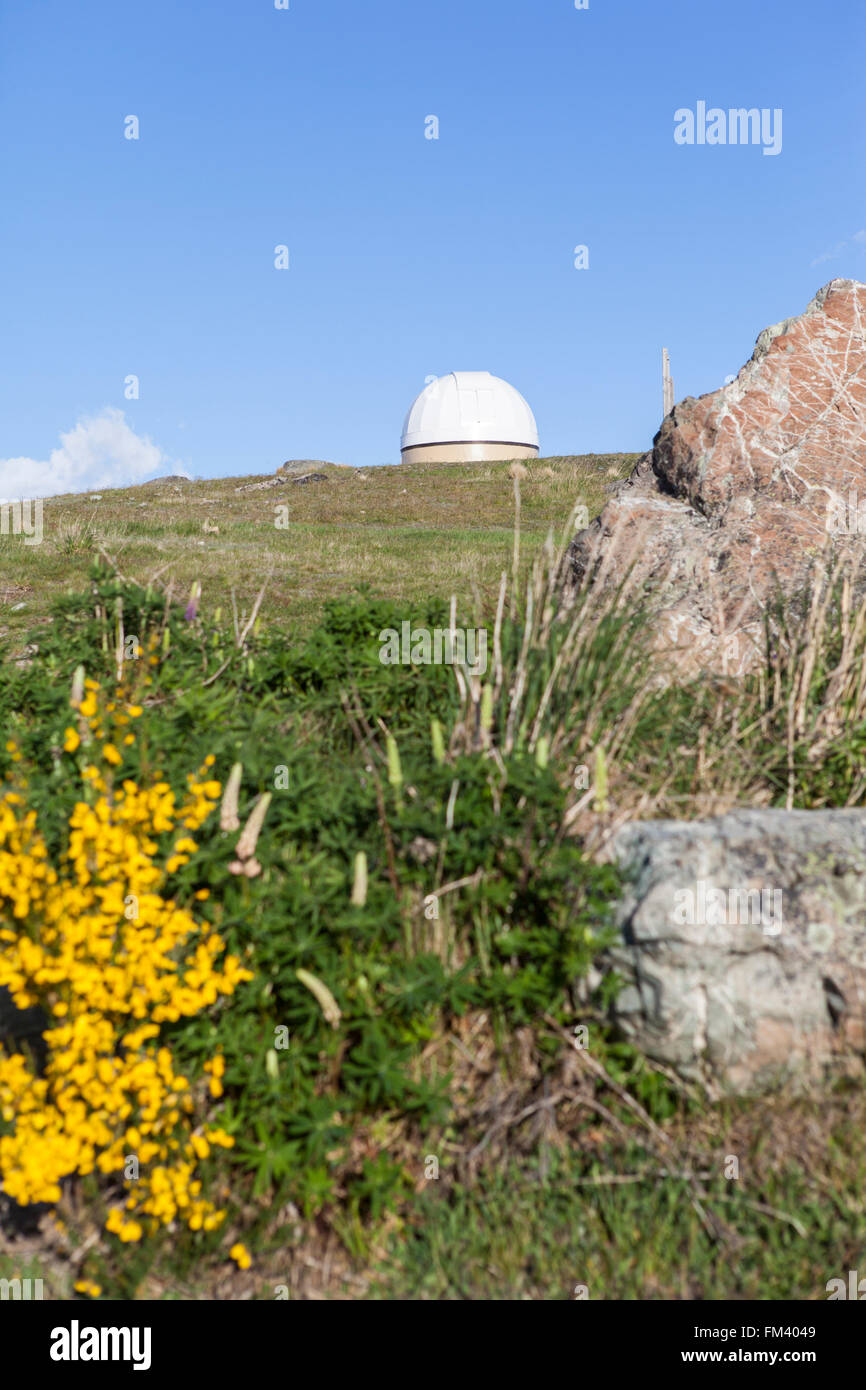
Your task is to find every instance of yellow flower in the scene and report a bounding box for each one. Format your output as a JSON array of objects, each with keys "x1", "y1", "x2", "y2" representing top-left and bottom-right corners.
[
  {"x1": 0, "y1": 682, "x2": 252, "y2": 1241},
  {"x1": 74, "y1": 1279, "x2": 102, "y2": 1298},
  {"x1": 63, "y1": 729, "x2": 81, "y2": 754},
  {"x1": 229, "y1": 1243, "x2": 251, "y2": 1270}
]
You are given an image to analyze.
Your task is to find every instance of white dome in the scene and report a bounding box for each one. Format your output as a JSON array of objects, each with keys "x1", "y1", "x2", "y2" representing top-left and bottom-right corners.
[{"x1": 401, "y1": 372, "x2": 539, "y2": 452}]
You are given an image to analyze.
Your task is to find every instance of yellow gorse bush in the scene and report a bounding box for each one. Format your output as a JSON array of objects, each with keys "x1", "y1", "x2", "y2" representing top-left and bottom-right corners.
[{"x1": 0, "y1": 677, "x2": 252, "y2": 1241}]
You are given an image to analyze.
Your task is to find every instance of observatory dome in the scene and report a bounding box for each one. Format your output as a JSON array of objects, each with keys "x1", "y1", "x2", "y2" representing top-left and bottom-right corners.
[{"x1": 400, "y1": 372, "x2": 539, "y2": 464}]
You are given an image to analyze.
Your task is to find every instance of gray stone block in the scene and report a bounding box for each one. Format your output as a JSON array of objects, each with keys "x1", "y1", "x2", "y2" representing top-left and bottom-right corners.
[{"x1": 605, "y1": 808, "x2": 866, "y2": 1093}]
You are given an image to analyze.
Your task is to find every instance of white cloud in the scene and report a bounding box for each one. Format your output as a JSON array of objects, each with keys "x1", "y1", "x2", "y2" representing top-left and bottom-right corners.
[
  {"x1": 811, "y1": 240, "x2": 847, "y2": 267},
  {"x1": 810, "y1": 231, "x2": 866, "y2": 267},
  {"x1": 0, "y1": 408, "x2": 180, "y2": 501}
]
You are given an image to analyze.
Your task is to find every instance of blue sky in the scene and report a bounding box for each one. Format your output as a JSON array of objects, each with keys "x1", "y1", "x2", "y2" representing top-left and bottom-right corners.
[{"x1": 1, "y1": 0, "x2": 864, "y2": 494}]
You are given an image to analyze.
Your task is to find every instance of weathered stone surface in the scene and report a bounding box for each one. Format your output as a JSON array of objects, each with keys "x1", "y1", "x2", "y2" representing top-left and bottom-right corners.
[
  {"x1": 568, "y1": 279, "x2": 866, "y2": 675},
  {"x1": 605, "y1": 808, "x2": 866, "y2": 1094},
  {"x1": 276, "y1": 460, "x2": 338, "y2": 475}
]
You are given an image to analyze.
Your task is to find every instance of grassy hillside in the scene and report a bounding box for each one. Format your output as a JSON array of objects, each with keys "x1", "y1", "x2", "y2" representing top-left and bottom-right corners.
[{"x1": 0, "y1": 454, "x2": 637, "y2": 640}]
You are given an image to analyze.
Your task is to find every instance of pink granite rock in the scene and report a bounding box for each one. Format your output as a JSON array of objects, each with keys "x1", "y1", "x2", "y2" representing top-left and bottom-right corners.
[{"x1": 568, "y1": 279, "x2": 866, "y2": 675}]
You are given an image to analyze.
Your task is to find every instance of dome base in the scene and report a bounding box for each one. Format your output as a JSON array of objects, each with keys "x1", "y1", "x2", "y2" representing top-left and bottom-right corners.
[{"x1": 400, "y1": 441, "x2": 539, "y2": 465}]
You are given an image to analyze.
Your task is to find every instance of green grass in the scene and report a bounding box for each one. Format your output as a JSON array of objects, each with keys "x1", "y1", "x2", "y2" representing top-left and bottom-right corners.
[
  {"x1": 0, "y1": 454, "x2": 637, "y2": 640},
  {"x1": 370, "y1": 1110, "x2": 866, "y2": 1301}
]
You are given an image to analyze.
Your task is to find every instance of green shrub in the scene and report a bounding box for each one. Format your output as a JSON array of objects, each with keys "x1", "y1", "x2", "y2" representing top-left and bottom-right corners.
[{"x1": 0, "y1": 564, "x2": 620, "y2": 1253}]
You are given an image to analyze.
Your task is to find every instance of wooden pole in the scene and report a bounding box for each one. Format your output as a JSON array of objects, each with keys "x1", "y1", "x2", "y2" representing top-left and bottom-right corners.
[{"x1": 663, "y1": 348, "x2": 674, "y2": 417}]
